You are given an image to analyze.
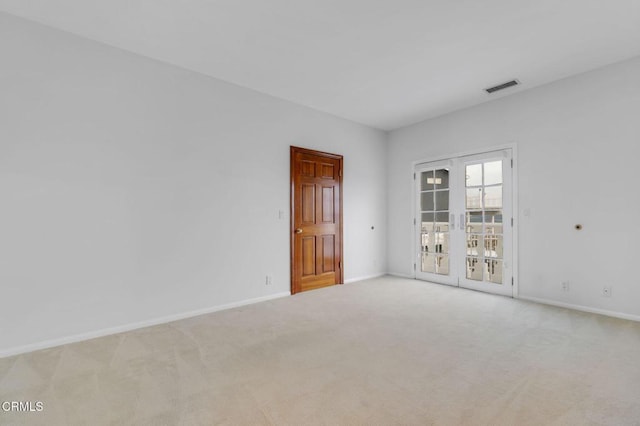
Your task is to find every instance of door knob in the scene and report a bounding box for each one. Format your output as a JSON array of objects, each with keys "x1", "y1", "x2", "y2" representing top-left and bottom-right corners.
[{"x1": 295, "y1": 228, "x2": 303, "y2": 234}]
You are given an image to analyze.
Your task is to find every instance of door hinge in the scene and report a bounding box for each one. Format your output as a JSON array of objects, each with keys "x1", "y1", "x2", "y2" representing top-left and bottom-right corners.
[
  {"x1": 413, "y1": 263, "x2": 416, "y2": 271},
  {"x1": 511, "y1": 218, "x2": 514, "y2": 227},
  {"x1": 413, "y1": 218, "x2": 416, "y2": 225},
  {"x1": 512, "y1": 277, "x2": 514, "y2": 286},
  {"x1": 339, "y1": 168, "x2": 342, "y2": 177},
  {"x1": 338, "y1": 261, "x2": 341, "y2": 269},
  {"x1": 413, "y1": 172, "x2": 416, "y2": 180},
  {"x1": 510, "y1": 159, "x2": 513, "y2": 168}
]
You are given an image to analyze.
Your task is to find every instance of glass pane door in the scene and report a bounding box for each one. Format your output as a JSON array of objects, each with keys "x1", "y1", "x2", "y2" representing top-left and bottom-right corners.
[
  {"x1": 464, "y1": 161, "x2": 504, "y2": 284},
  {"x1": 458, "y1": 153, "x2": 512, "y2": 296},
  {"x1": 415, "y1": 163, "x2": 457, "y2": 286}
]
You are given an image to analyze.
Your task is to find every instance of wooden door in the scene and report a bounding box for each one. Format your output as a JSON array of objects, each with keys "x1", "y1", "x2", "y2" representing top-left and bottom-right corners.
[{"x1": 291, "y1": 146, "x2": 343, "y2": 294}]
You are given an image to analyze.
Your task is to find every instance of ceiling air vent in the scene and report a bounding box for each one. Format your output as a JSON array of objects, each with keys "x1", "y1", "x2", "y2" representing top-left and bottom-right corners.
[{"x1": 484, "y1": 79, "x2": 520, "y2": 94}]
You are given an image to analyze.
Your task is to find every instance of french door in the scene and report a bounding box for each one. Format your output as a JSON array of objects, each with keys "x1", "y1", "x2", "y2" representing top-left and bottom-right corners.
[{"x1": 415, "y1": 150, "x2": 513, "y2": 297}]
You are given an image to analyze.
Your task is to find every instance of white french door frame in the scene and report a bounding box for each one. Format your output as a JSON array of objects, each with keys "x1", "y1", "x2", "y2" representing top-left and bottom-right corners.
[
  {"x1": 414, "y1": 159, "x2": 458, "y2": 286},
  {"x1": 412, "y1": 144, "x2": 519, "y2": 298}
]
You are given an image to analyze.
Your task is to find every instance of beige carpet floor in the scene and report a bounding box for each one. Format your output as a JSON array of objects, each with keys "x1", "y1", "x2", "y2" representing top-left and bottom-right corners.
[{"x1": 1, "y1": 275, "x2": 640, "y2": 425}]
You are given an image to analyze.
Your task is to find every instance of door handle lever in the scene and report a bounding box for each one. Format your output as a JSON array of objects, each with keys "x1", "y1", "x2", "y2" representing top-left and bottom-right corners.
[{"x1": 295, "y1": 228, "x2": 303, "y2": 234}]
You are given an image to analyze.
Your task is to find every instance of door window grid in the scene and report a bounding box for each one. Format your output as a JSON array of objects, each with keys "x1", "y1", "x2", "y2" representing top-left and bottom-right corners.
[
  {"x1": 465, "y1": 161, "x2": 503, "y2": 284},
  {"x1": 420, "y1": 169, "x2": 450, "y2": 275}
]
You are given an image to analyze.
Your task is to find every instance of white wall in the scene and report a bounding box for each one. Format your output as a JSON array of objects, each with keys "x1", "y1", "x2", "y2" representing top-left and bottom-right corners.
[
  {"x1": 388, "y1": 56, "x2": 640, "y2": 318},
  {"x1": 0, "y1": 13, "x2": 387, "y2": 355}
]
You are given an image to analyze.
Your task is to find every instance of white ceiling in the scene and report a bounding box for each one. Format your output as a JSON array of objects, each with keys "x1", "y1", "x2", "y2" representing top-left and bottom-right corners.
[{"x1": 2, "y1": 0, "x2": 640, "y2": 130}]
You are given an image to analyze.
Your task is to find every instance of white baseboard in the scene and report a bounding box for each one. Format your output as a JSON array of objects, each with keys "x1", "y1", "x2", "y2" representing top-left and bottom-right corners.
[
  {"x1": 344, "y1": 273, "x2": 386, "y2": 284},
  {"x1": 0, "y1": 291, "x2": 291, "y2": 359},
  {"x1": 519, "y1": 295, "x2": 640, "y2": 322},
  {"x1": 387, "y1": 272, "x2": 415, "y2": 279}
]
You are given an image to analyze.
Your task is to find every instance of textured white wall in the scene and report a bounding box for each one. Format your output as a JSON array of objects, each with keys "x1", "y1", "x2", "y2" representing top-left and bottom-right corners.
[
  {"x1": 0, "y1": 13, "x2": 387, "y2": 354},
  {"x1": 387, "y1": 56, "x2": 640, "y2": 318}
]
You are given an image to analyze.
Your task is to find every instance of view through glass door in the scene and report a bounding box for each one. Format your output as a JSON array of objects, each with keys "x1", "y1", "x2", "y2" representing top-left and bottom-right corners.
[
  {"x1": 415, "y1": 150, "x2": 513, "y2": 297},
  {"x1": 415, "y1": 160, "x2": 457, "y2": 286}
]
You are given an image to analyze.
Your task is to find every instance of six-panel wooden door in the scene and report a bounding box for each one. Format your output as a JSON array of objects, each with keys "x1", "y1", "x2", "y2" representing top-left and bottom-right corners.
[{"x1": 291, "y1": 147, "x2": 343, "y2": 294}]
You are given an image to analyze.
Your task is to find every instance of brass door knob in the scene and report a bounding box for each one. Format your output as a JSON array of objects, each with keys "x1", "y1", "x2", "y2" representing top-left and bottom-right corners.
[{"x1": 295, "y1": 228, "x2": 303, "y2": 234}]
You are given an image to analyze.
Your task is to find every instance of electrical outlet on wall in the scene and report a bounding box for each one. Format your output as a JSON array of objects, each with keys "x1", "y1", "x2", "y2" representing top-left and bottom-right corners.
[
  {"x1": 602, "y1": 286, "x2": 612, "y2": 297},
  {"x1": 561, "y1": 281, "x2": 570, "y2": 292}
]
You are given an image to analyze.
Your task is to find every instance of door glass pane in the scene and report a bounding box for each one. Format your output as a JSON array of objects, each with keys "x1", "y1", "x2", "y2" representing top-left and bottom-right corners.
[
  {"x1": 484, "y1": 211, "x2": 503, "y2": 234},
  {"x1": 466, "y1": 187, "x2": 482, "y2": 209},
  {"x1": 435, "y1": 191, "x2": 449, "y2": 211},
  {"x1": 484, "y1": 235, "x2": 503, "y2": 258},
  {"x1": 422, "y1": 253, "x2": 435, "y2": 273},
  {"x1": 421, "y1": 211, "x2": 434, "y2": 254},
  {"x1": 485, "y1": 259, "x2": 502, "y2": 284},
  {"x1": 421, "y1": 212, "x2": 435, "y2": 232},
  {"x1": 466, "y1": 234, "x2": 481, "y2": 256},
  {"x1": 421, "y1": 171, "x2": 434, "y2": 190},
  {"x1": 421, "y1": 230, "x2": 431, "y2": 253},
  {"x1": 421, "y1": 191, "x2": 435, "y2": 211},
  {"x1": 435, "y1": 255, "x2": 449, "y2": 275},
  {"x1": 465, "y1": 211, "x2": 483, "y2": 233},
  {"x1": 435, "y1": 212, "x2": 449, "y2": 232},
  {"x1": 466, "y1": 164, "x2": 482, "y2": 187},
  {"x1": 433, "y1": 232, "x2": 449, "y2": 254},
  {"x1": 484, "y1": 161, "x2": 502, "y2": 185},
  {"x1": 484, "y1": 186, "x2": 502, "y2": 209},
  {"x1": 466, "y1": 257, "x2": 482, "y2": 280},
  {"x1": 434, "y1": 169, "x2": 449, "y2": 189}
]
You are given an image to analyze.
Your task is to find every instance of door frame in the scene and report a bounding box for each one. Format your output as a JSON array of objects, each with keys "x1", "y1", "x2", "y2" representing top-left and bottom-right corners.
[
  {"x1": 290, "y1": 146, "x2": 344, "y2": 294},
  {"x1": 412, "y1": 143, "x2": 519, "y2": 298}
]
